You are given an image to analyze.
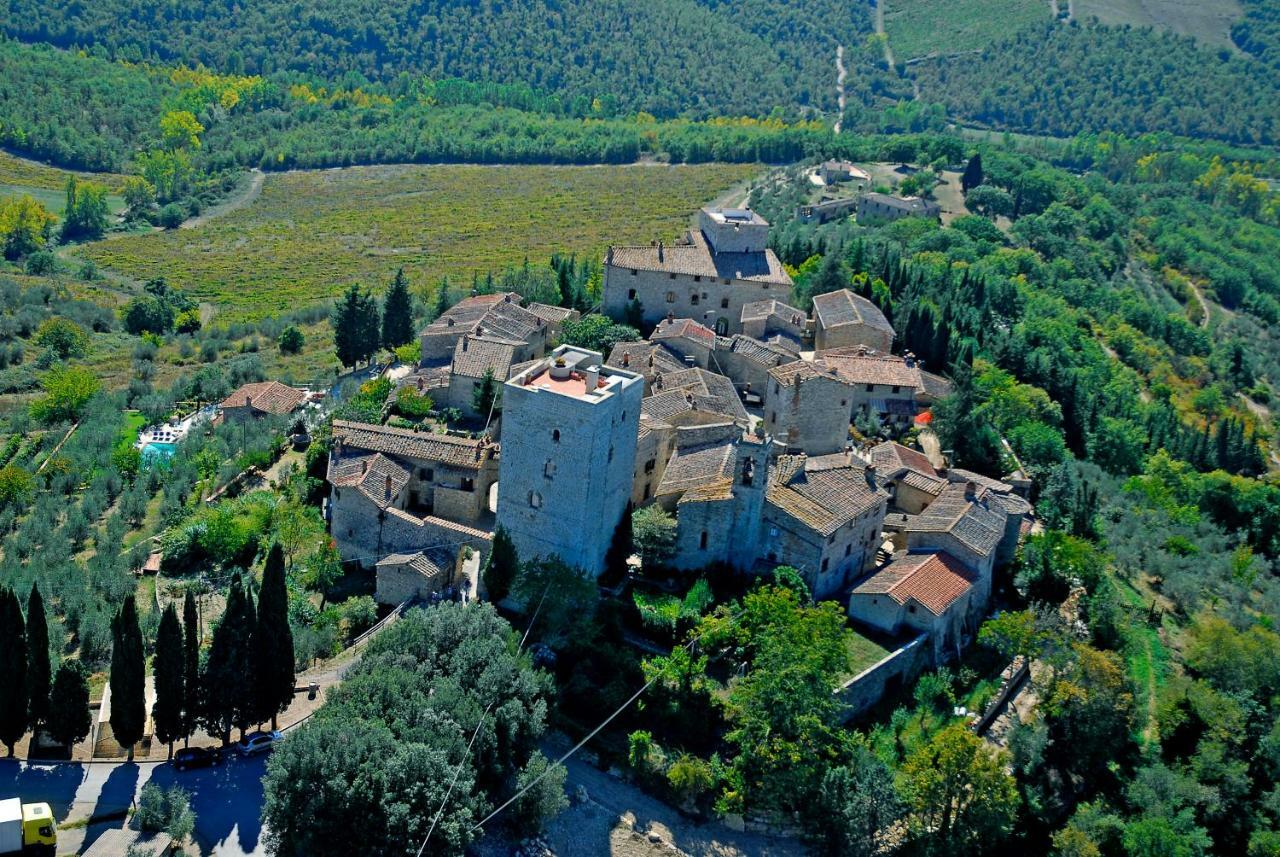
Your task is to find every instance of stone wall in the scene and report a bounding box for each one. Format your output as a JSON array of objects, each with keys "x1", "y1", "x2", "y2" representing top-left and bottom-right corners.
[
  {"x1": 764, "y1": 372, "x2": 854, "y2": 455},
  {"x1": 603, "y1": 265, "x2": 792, "y2": 335},
  {"x1": 815, "y1": 323, "x2": 893, "y2": 355},
  {"x1": 836, "y1": 634, "x2": 931, "y2": 721}
]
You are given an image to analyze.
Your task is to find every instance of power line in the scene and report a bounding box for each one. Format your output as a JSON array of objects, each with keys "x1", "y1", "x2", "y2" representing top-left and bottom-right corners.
[{"x1": 417, "y1": 701, "x2": 495, "y2": 857}]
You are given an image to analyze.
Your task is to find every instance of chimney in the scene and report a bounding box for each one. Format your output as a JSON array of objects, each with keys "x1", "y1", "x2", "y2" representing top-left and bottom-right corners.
[
  {"x1": 622, "y1": 352, "x2": 631, "y2": 367},
  {"x1": 865, "y1": 464, "x2": 877, "y2": 490},
  {"x1": 385, "y1": 474, "x2": 393, "y2": 500},
  {"x1": 361, "y1": 459, "x2": 369, "y2": 475},
  {"x1": 245, "y1": 394, "x2": 252, "y2": 408},
  {"x1": 462, "y1": 337, "x2": 468, "y2": 352},
  {"x1": 904, "y1": 351, "x2": 916, "y2": 368},
  {"x1": 657, "y1": 240, "x2": 664, "y2": 262},
  {"x1": 584, "y1": 365, "x2": 600, "y2": 391},
  {"x1": 965, "y1": 480, "x2": 977, "y2": 500},
  {"x1": 417, "y1": 377, "x2": 424, "y2": 391}
]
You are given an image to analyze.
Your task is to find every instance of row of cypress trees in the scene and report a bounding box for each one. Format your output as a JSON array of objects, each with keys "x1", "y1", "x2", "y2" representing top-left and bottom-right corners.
[
  {"x1": 0, "y1": 584, "x2": 92, "y2": 756},
  {"x1": 0, "y1": 542, "x2": 297, "y2": 760}
]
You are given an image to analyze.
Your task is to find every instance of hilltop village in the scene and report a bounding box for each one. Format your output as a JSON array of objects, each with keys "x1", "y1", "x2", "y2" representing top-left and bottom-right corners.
[{"x1": 315, "y1": 202, "x2": 1032, "y2": 692}]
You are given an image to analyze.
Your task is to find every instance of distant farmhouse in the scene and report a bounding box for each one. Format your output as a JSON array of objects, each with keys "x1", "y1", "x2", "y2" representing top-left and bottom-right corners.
[
  {"x1": 603, "y1": 208, "x2": 793, "y2": 335},
  {"x1": 856, "y1": 192, "x2": 941, "y2": 224},
  {"x1": 219, "y1": 381, "x2": 306, "y2": 422}
]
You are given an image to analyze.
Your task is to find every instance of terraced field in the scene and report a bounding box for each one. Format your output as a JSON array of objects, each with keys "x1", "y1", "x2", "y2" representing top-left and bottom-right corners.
[
  {"x1": 1073, "y1": 0, "x2": 1243, "y2": 49},
  {"x1": 80, "y1": 162, "x2": 760, "y2": 319}
]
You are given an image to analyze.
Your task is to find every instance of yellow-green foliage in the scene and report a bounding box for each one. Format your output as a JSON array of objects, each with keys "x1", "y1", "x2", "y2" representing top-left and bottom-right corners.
[
  {"x1": 0, "y1": 151, "x2": 129, "y2": 193},
  {"x1": 884, "y1": 0, "x2": 1049, "y2": 60},
  {"x1": 81, "y1": 162, "x2": 757, "y2": 319}
]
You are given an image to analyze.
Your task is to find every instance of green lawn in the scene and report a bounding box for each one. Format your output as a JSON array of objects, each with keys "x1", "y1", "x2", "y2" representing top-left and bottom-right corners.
[
  {"x1": 0, "y1": 150, "x2": 129, "y2": 192},
  {"x1": 884, "y1": 0, "x2": 1050, "y2": 60},
  {"x1": 1115, "y1": 577, "x2": 1172, "y2": 747},
  {"x1": 844, "y1": 630, "x2": 892, "y2": 680},
  {"x1": 0, "y1": 183, "x2": 127, "y2": 217},
  {"x1": 80, "y1": 162, "x2": 760, "y2": 321}
]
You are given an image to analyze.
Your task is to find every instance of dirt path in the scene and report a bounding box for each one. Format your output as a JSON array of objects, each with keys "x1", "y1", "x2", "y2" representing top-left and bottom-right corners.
[
  {"x1": 834, "y1": 45, "x2": 848, "y2": 133},
  {"x1": 874, "y1": 0, "x2": 897, "y2": 69},
  {"x1": 182, "y1": 168, "x2": 265, "y2": 229}
]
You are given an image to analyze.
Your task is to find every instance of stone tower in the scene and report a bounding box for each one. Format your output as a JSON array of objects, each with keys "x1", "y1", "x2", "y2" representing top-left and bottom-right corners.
[{"x1": 497, "y1": 345, "x2": 644, "y2": 576}]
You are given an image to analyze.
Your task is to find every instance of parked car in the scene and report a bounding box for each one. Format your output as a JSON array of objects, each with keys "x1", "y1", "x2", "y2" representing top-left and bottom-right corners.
[
  {"x1": 173, "y1": 746, "x2": 222, "y2": 771},
  {"x1": 235, "y1": 730, "x2": 283, "y2": 756}
]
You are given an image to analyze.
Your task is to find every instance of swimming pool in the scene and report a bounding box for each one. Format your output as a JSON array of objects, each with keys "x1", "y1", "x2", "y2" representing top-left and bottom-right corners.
[{"x1": 141, "y1": 441, "x2": 177, "y2": 464}]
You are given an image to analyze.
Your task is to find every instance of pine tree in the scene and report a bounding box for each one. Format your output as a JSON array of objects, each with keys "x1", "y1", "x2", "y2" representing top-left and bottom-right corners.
[
  {"x1": 381, "y1": 268, "x2": 415, "y2": 351},
  {"x1": 430, "y1": 276, "x2": 453, "y2": 322},
  {"x1": 152, "y1": 603, "x2": 185, "y2": 757},
  {"x1": 603, "y1": 503, "x2": 634, "y2": 582},
  {"x1": 252, "y1": 544, "x2": 296, "y2": 730},
  {"x1": 109, "y1": 598, "x2": 145, "y2": 759},
  {"x1": 483, "y1": 526, "x2": 520, "y2": 603},
  {"x1": 26, "y1": 583, "x2": 51, "y2": 731},
  {"x1": 332, "y1": 285, "x2": 381, "y2": 368},
  {"x1": 46, "y1": 661, "x2": 91, "y2": 749},
  {"x1": 961, "y1": 154, "x2": 984, "y2": 193},
  {"x1": 182, "y1": 592, "x2": 200, "y2": 747},
  {"x1": 0, "y1": 588, "x2": 29, "y2": 756}
]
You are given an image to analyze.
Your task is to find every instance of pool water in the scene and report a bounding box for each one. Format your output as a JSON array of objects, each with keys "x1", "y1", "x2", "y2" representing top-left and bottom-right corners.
[{"x1": 141, "y1": 441, "x2": 177, "y2": 464}]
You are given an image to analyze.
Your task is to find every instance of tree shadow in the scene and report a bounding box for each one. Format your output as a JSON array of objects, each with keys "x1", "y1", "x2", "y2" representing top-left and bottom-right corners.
[
  {"x1": 148, "y1": 756, "x2": 267, "y2": 855},
  {"x1": 82, "y1": 762, "x2": 141, "y2": 852},
  {"x1": 0, "y1": 759, "x2": 86, "y2": 822}
]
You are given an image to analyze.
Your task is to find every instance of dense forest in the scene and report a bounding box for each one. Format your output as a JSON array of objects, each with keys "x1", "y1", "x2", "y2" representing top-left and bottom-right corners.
[
  {"x1": 1, "y1": 0, "x2": 871, "y2": 119},
  {"x1": 1231, "y1": 0, "x2": 1280, "y2": 71},
  {"x1": 910, "y1": 22, "x2": 1280, "y2": 145}
]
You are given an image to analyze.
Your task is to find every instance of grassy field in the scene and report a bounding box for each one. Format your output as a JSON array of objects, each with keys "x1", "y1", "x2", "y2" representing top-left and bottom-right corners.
[
  {"x1": 884, "y1": 0, "x2": 1049, "y2": 60},
  {"x1": 1073, "y1": 0, "x2": 1243, "y2": 49},
  {"x1": 79, "y1": 162, "x2": 760, "y2": 320},
  {"x1": 1, "y1": 151, "x2": 129, "y2": 216}
]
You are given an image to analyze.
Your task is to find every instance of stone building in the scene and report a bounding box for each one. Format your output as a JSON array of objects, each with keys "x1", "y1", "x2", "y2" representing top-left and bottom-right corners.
[
  {"x1": 821, "y1": 347, "x2": 951, "y2": 427},
  {"x1": 812, "y1": 289, "x2": 895, "y2": 354},
  {"x1": 603, "y1": 208, "x2": 793, "y2": 335},
  {"x1": 763, "y1": 361, "x2": 855, "y2": 455},
  {"x1": 607, "y1": 340, "x2": 687, "y2": 393},
  {"x1": 739, "y1": 298, "x2": 807, "y2": 346},
  {"x1": 649, "y1": 317, "x2": 717, "y2": 368},
  {"x1": 899, "y1": 480, "x2": 1009, "y2": 613},
  {"x1": 817, "y1": 160, "x2": 870, "y2": 187},
  {"x1": 418, "y1": 292, "x2": 548, "y2": 366},
  {"x1": 651, "y1": 366, "x2": 749, "y2": 427},
  {"x1": 651, "y1": 422, "x2": 770, "y2": 571},
  {"x1": 848, "y1": 550, "x2": 978, "y2": 661},
  {"x1": 869, "y1": 441, "x2": 948, "y2": 514},
  {"x1": 442, "y1": 335, "x2": 518, "y2": 420},
  {"x1": 496, "y1": 345, "x2": 643, "y2": 575},
  {"x1": 856, "y1": 192, "x2": 941, "y2": 223},
  {"x1": 326, "y1": 420, "x2": 498, "y2": 565},
  {"x1": 762, "y1": 453, "x2": 888, "y2": 600},
  {"x1": 219, "y1": 381, "x2": 306, "y2": 422},
  {"x1": 374, "y1": 549, "x2": 457, "y2": 604},
  {"x1": 713, "y1": 334, "x2": 799, "y2": 400}
]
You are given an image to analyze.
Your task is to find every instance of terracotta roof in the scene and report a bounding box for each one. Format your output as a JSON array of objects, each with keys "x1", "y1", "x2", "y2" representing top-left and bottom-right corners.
[
  {"x1": 651, "y1": 317, "x2": 716, "y2": 347},
  {"x1": 219, "y1": 381, "x2": 306, "y2": 415},
  {"x1": 608, "y1": 229, "x2": 792, "y2": 286},
  {"x1": 812, "y1": 289, "x2": 894, "y2": 335},
  {"x1": 767, "y1": 360, "x2": 851, "y2": 387},
  {"x1": 525, "y1": 303, "x2": 579, "y2": 325},
  {"x1": 679, "y1": 477, "x2": 736, "y2": 503},
  {"x1": 820, "y1": 351, "x2": 951, "y2": 398},
  {"x1": 766, "y1": 454, "x2": 885, "y2": 536},
  {"x1": 451, "y1": 335, "x2": 516, "y2": 380},
  {"x1": 331, "y1": 452, "x2": 410, "y2": 509},
  {"x1": 657, "y1": 440, "x2": 736, "y2": 497},
  {"x1": 852, "y1": 551, "x2": 975, "y2": 616},
  {"x1": 870, "y1": 442, "x2": 938, "y2": 479},
  {"x1": 652, "y1": 367, "x2": 748, "y2": 424},
  {"x1": 420, "y1": 292, "x2": 544, "y2": 344},
  {"x1": 376, "y1": 549, "x2": 451, "y2": 579},
  {"x1": 905, "y1": 483, "x2": 1005, "y2": 556},
  {"x1": 332, "y1": 420, "x2": 490, "y2": 469},
  {"x1": 727, "y1": 334, "x2": 798, "y2": 368}
]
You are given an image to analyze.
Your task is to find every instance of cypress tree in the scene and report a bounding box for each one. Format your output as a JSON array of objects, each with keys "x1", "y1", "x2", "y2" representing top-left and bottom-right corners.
[
  {"x1": 109, "y1": 598, "x2": 145, "y2": 759},
  {"x1": 203, "y1": 576, "x2": 256, "y2": 744},
  {"x1": 961, "y1": 153, "x2": 984, "y2": 193},
  {"x1": 431, "y1": 276, "x2": 453, "y2": 322},
  {"x1": 381, "y1": 268, "x2": 415, "y2": 350},
  {"x1": 182, "y1": 591, "x2": 200, "y2": 747},
  {"x1": 252, "y1": 544, "x2": 296, "y2": 730},
  {"x1": 46, "y1": 661, "x2": 91, "y2": 750},
  {"x1": 152, "y1": 603, "x2": 185, "y2": 757},
  {"x1": 483, "y1": 526, "x2": 520, "y2": 603},
  {"x1": 332, "y1": 285, "x2": 364, "y2": 369},
  {"x1": 26, "y1": 583, "x2": 51, "y2": 731},
  {"x1": 0, "y1": 588, "x2": 29, "y2": 756}
]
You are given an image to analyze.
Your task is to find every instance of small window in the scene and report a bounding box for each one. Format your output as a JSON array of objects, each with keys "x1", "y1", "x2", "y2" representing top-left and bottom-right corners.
[
  {"x1": 426, "y1": 468, "x2": 434, "y2": 481},
  {"x1": 845, "y1": 543, "x2": 851, "y2": 556},
  {"x1": 544, "y1": 460, "x2": 556, "y2": 478},
  {"x1": 643, "y1": 482, "x2": 652, "y2": 499},
  {"x1": 699, "y1": 531, "x2": 708, "y2": 549},
  {"x1": 630, "y1": 269, "x2": 637, "y2": 276},
  {"x1": 840, "y1": 400, "x2": 847, "y2": 408},
  {"x1": 891, "y1": 385, "x2": 901, "y2": 394},
  {"x1": 608, "y1": 445, "x2": 614, "y2": 463},
  {"x1": 691, "y1": 294, "x2": 700, "y2": 306},
  {"x1": 627, "y1": 288, "x2": 637, "y2": 300},
  {"x1": 769, "y1": 412, "x2": 776, "y2": 425},
  {"x1": 529, "y1": 491, "x2": 543, "y2": 509},
  {"x1": 821, "y1": 558, "x2": 829, "y2": 572},
  {"x1": 644, "y1": 459, "x2": 656, "y2": 474},
  {"x1": 665, "y1": 291, "x2": 676, "y2": 303},
  {"x1": 908, "y1": 604, "x2": 917, "y2": 614},
  {"x1": 552, "y1": 429, "x2": 560, "y2": 442},
  {"x1": 460, "y1": 478, "x2": 474, "y2": 492},
  {"x1": 694, "y1": 275, "x2": 701, "y2": 282},
  {"x1": 723, "y1": 278, "x2": 731, "y2": 285},
  {"x1": 668, "y1": 273, "x2": 676, "y2": 279},
  {"x1": 865, "y1": 384, "x2": 874, "y2": 392}
]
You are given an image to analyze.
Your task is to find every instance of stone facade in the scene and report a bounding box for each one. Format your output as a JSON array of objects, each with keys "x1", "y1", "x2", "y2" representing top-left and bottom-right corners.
[
  {"x1": 713, "y1": 335, "x2": 798, "y2": 400},
  {"x1": 648, "y1": 317, "x2": 716, "y2": 368},
  {"x1": 812, "y1": 289, "x2": 895, "y2": 354},
  {"x1": 848, "y1": 551, "x2": 979, "y2": 662},
  {"x1": 419, "y1": 293, "x2": 548, "y2": 366},
  {"x1": 761, "y1": 453, "x2": 887, "y2": 600},
  {"x1": 496, "y1": 345, "x2": 644, "y2": 575},
  {"x1": 603, "y1": 208, "x2": 792, "y2": 335},
  {"x1": 856, "y1": 192, "x2": 941, "y2": 223},
  {"x1": 764, "y1": 362, "x2": 855, "y2": 456},
  {"x1": 821, "y1": 348, "x2": 951, "y2": 427},
  {"x1": 374, "y1": 549, "x2": 457, "y2": 605}
]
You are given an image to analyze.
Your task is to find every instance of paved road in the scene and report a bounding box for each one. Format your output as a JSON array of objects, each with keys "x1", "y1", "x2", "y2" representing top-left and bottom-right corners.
[{"x1": 1, "y1": 756, "x2": 268, "y2": 856}]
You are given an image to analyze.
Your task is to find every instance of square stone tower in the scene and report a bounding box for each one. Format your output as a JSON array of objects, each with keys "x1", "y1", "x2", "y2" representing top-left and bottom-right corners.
[{"x1": 497, "y1": 345, "x2": 644, "y2": 575}]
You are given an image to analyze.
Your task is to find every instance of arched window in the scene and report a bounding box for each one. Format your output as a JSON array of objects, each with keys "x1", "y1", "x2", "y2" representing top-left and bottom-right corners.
[
  {"x1": 552, "y1": 429, "x2": 560, "y2": 442},
  {"x1": 544, "y1": 460, "x2": 556, "y2": 478},
  {"x1": 665, "y1": 291, "x2": 676, "y2": 303},
  {"x1": 715, "y1": 318, "x2": 728, "y2": 336},
  {"x1": 529, "y1": 491, "x2": 543, "y2": 509},
  {"x1": 699, "y1": 531, "x2": 708, "y2": 549}
]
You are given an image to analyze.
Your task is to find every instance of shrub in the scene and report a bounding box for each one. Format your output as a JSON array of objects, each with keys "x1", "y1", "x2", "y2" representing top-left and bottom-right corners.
[
  {"x1": 278, "y1": 325, "x2": 305, "y2": 354},
  {"x1": 33, "y1": 318, "x2": 89, "y2": 360},
  {"x1": 136, "y1": 783, "x2": 195, "y2": 841},
  {"x1": 158, "y1": 203, "x2": 186, "y2": 229},
  {"x1": 394, "y1": 385, "x2": 433, "y2": 420}
]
